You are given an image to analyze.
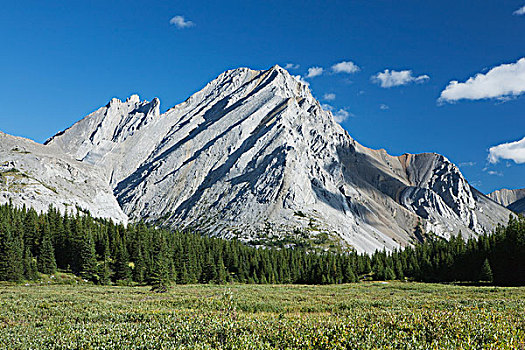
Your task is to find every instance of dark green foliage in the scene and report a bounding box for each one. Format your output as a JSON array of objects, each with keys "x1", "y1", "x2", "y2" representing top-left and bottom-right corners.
[
  {"x1": 112, "y1": 235, "x2": 131, "y2": 283},
  {"x1": 0, "y1": 202, "x2": 524, "y2": 286},
  {"x1": 79, "y1": 231, "x2": 97, "y2": 282},
  {"x1": 148, "y1": 234, "x2": 171, "y2": 290},
  {"x1": 37, "y1": 228, "x2": 56, "y2": 275},
  {"x1": 479, "y1": 258, "x2": 493, "y2": 283},
  {"x1": 0, "y1": 220, "x2": 23, "y2": 281},
  {"x1": 23, "y1": 246, "x2": 38, "y2": 280}
]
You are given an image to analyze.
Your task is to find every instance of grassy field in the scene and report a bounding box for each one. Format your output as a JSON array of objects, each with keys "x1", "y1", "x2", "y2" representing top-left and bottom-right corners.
[{"x1": 1, "y1": 280, "x2": 524, "y2": 349}]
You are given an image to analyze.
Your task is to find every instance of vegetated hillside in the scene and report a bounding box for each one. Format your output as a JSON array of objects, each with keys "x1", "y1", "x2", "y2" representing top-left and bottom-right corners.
[
  {"x1": 42, "y1": 65, "x2": 511, "y2": 253},
  {"x1": 488, "y1": 188, "x2": 525, "y2": 214}
]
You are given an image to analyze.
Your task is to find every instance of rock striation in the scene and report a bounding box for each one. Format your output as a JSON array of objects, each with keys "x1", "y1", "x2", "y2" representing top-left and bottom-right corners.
[
  {"x1": 488, "y1": 188, "x2": 525, "y2": 214},
  {"x1": 1, "y1": 65, "x2": 513, "y2": 252},
  {"x1": 0, "y1": 132, "x2": 127, "y2": 222}
]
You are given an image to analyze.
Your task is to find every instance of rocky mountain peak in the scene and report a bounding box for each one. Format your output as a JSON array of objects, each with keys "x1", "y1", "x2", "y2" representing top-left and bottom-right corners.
[{"x1": 2, "y1": 65, "x2": 513, "y2": 253}]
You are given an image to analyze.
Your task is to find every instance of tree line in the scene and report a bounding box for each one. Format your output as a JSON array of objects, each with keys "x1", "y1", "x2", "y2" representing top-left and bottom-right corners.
[{"x1": 0, "y1": 203, "x2": 523, "y2": 286}]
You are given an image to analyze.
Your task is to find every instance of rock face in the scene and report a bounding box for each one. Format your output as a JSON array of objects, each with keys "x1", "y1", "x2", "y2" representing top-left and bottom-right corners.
[
  {"x1": 0, "y1": 132, "x2": 127, "y2": 222},
  {"x1": 488, "y1": 188, "x2": 525, "y2": 214},
  {"x1": 45, "y1": 94, "x2": 161, "y2": 186},
  {"x1": 41, "y1": 65, "x2": 511, "y2": 253}
]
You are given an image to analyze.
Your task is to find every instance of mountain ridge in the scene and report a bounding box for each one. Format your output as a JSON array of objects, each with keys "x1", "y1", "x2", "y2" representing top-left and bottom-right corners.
[
  {"x1": 1, "y1": 65, "x2": 514, "y2": 252},
  {"x1": 488, "y1": 188, "x2": 525, "y2": 214}
]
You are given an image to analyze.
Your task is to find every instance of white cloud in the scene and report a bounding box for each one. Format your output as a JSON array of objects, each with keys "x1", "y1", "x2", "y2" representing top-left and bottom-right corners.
[
  {"x1": 321, "y1": 104, "x2": 351, "y2": 123},
  {"x1": 306, "y1": 66, "x2": 324, "y2": 78},
  {"x1": 513, "y1": 5, "x2": 525, "y2": 15},
  {"x1": 323, "y1": 93, "x2": 336, "y2": 101},
  {"x1": 292, "y1": 75, "x2": 310, "y2": 87},
  {"x1": 321, "y1": 104, "x2": 333, "y2": 111},
  {"x1": 284, "y1": 63, "x2": 300, "y2": 70},
  {"x1": 459, "y1": 161, "x2": 476, "y2": 167},
  {"x1": 379, "y1": 104, "x2": 389, "y2": 110},
  {"x1": 439, "y1": 58, "x2": 525, "y2": 102},
  {"x1": 332, "y1": 61, "x2": 360, "y2": 74},
  {"x1": 333, "y1": 109, "x2": 350, "y2": 123},
  {"x1": 372, "y1": 69, "x2": 430, "y2": 88},
  {"x1": 488, "y1": 136, "x2": 525, "y2": 164},
  {"x1": 169, "y1": 15, "x2": 195, "y2": 29}
]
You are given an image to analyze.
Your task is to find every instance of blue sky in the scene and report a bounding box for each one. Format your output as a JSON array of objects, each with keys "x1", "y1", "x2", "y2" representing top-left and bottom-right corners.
[{"x1": 1, "y1": 0, "x2": 524, "y2": 193}]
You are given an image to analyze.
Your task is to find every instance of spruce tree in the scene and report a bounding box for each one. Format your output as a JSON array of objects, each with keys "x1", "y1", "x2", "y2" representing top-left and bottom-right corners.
[
  {"x1": 132, "y1": 245, "x2": 146, "y2": 283},
  {"x1": 215, "y1": 257, "x2": 227, "y2": 284},
  {"x1": 113, "y1": 238, "x2": 131, "y2": 283},
  {"x1": 149, "y1": 234, "x2": 170, "y2": 291},
  {"x1": 37, "y1": 229, "x2": 56, "y2": 275},
  {"x1": 0, "y1": 223, "x2": 24, "y2": 281},
  {"x1": 479, "y1": 258, "x2": 493, "y2": 283},
  {"x1": 79, "y1": 231, "x2": 97, "y2": 282},
  {"x1": 23, "y1": 246, "x2": 38, "y2": 280}
]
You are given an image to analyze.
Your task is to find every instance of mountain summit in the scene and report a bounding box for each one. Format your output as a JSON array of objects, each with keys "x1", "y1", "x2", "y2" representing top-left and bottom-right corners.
[{"x1": 2, "y1": 65, "x2": 512, "y2": 252}]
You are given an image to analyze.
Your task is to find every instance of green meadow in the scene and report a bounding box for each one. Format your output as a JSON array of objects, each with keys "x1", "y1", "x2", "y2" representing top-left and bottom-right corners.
[{"x1": 1, "y1": 281, "x2": 524, "y2": 349}]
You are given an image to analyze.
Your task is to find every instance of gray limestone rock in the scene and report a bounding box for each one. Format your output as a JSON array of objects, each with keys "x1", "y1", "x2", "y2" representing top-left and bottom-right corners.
[{"x1": 2, "y1": 65, "x2": 513, "y2": 253}]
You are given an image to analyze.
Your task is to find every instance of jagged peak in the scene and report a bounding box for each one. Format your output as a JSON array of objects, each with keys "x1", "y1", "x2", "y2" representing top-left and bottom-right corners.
[
  {"x1": 45, "y1": 94, "x2": 160, "y2": 147},
  {"x1": 127, "y1": 94, "x2": 141, "y2": 103}
]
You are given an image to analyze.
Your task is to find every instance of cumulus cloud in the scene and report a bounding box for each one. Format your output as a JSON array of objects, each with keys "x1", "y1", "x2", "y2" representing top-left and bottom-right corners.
[
  {"x1": 372, "y1": 69, "x2": 430, "y2": 88},
  {"x1": 333, "y1": 109, "x2": 350, "y2": 123},
  {"x1": 379, "y1": 104, "x2": 390, "y2": 110},
  {"x1": 321, "y1": 104, "x2": 351, "y2": 123},
  {"x1": 321, "y1": 104, "x2": 333, "y2": 111},
  {"x1": 439, "y1": 58, "x2": 525, "y2": 102},
  {"x1": 488, "y1": 136, "x2": 525, "y2": 164},
  {"x1": 513, "y1": 5, "x2": 525, "y2": 15},
  {"x1": 292, "y1": 75, "x2": 310, "y2": 87},
  {"x1": 306, "y1": 66, "x2": 324, "y2": 78},
  {"x1": 323, "y1": 93, "x2": 336, "y2": 101},
  {"x1": 332, "y1": 61, "x2": 360, "y2": 74},
  {"x1": 284, "y1": 63, "x2": 300, "y2": 70},
  {"x1": 169, "y1": 15, "x2": 195, "y2": 29}
]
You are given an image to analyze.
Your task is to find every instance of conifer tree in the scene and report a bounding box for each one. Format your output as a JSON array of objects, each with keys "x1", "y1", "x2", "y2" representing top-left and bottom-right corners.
[
  {"x1": 113, "y1": 237, "x2": 131, "y2": 283},
  {"x1": 132, "y1": 245, "x2": 146, "y2": 283},
  {"x1": 479, "y1": 258, "x2": 493, "y2": 283},
  {"x1": 79, "y1": 231, "x2": 97, "y2": 282},
  {"x1": 149, "y1": 234, "x2": 170, "y2": 290},
  {"x1": 215, "y1": 256, "x2": 227, "y2": 284},
  {"x1": 23, "y1": 246, "x2": 38, "y2": 280},
  {"x1": 37, "y1": 229, "x2": 56, "y2": 275},
  {"x1": 0, "y1": 223, "x2": 24, "y2": 281}
]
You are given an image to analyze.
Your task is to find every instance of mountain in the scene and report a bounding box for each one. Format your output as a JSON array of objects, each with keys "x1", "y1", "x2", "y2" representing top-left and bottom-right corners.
[
  {"x1": 488, "y1": 188, "x2": 525, "y2": 214},
  {"x1": 0, "y1": 132, "x2": 127, "y2": 222},
  {"x1": 40, "y1": 65, "x2": 511, "y2": 253}
]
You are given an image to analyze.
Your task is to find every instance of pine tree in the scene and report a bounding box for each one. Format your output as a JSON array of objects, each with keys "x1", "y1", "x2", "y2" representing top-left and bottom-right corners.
[
  {"x1": 37, "y1": 229, "x2": 56, "y2": 275},
  {"x1": 132, "y1": 245, "x2": 146, "y2": 283},
  {"x1": 79, "y1": 231, "x2": 97, "y2": 282},
  {"x1": 479, "y1": 258, "x2": 493, "y2": 283},
  {"x1": 113, "y1": 237, "x2": 131, "y2": 283},
  {"x1": 215, "y1": 257, "x2": 227, "y2": 284},
  {"x1": 0, "y1": 223, "x2": 24, "y2": 281},
  {"x1": 23, "y1": 246, "x2": 38, "y2": 280},
  {"x1": 202, "y1": 251, "x2": 217, "y2": 283},
  {"x1": 384, "y1": 267, "x2": 396, "y2": 280},
  {"x1": 149, "y1": 234, "x2": 170, "y2": 291},
  {"x1": 98, "y1": 236, "x2": 112, "y2": 285}
]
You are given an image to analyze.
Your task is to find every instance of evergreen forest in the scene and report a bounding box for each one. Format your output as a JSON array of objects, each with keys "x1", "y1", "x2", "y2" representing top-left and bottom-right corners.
[{"x1": 0, "y1": 203, "x2": 523, "y2": 286}]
